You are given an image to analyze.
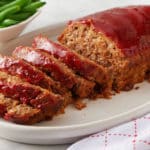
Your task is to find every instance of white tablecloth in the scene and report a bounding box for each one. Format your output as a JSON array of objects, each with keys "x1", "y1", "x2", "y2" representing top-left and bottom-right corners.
[
  {"x1": 68, "y1": 114, "x2": 150, "y2": 150},
  {"x1": 0, "y1": 0, "x2": 150, "y2": 150}
]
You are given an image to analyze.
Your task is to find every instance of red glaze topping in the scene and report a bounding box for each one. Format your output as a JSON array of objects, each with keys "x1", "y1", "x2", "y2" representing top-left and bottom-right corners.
[
  {"x1": 33, "y1": 36, "x2": 107, "y2": 84},
  {"x1": 13, "y1": 46, "x2": 76, "y2": 89},
  {"x1": 74, "y1": 5, "x2": 150, "y2": 56},
  {"x1": 0, "y1": 56, "x2": 52, "y2": 89},
  {"x1": 33, "y1": 36, "x2": 92, "y2": 73},
  {"x1": 30, "y1": 93, "x2": 62, "y2": 111},
  {"x1": 0, "y1": 79, "x2": 62, "y2": 111},
  {"x1": 0, "y1": 81, "x2": 41, "y2": 104}
]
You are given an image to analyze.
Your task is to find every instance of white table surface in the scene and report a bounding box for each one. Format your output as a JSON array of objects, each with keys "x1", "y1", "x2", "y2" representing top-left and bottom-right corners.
[{"x1": 1, "y1": 0, "x2": 150, "y2": 150}]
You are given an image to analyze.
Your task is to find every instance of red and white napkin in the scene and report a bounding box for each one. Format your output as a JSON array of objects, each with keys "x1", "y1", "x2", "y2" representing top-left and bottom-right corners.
[{"x1": 68, "y1": 113, "x2": 150, "y2": 150}]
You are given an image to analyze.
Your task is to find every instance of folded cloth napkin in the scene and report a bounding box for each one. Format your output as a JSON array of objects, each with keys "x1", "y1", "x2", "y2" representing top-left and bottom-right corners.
[{"x1": 68, "y1": 113, "x2": 150, "y2": 150}]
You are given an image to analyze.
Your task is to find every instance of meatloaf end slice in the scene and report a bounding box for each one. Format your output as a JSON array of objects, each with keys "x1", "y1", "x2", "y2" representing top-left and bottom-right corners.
[
  {"x1": 13, "y1": 46, "x2": 96, "y2": 98},
  {"x1": 4, "y1": 104, "x2": 44, "y2": 125},
  {"x1": 58, "y1": 6, "x2": 150, "y2": 92},
  {"x1": 0, "y1": 71, "x2": 63, "y2": 118},
  {"x1": 0, "y1": 93, "x2": 44, "y2": 124}
]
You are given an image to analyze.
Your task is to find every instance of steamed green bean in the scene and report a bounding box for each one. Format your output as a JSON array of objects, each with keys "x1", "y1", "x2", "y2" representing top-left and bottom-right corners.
[
  {"x1": 23, "y1": 1, "x2": 46, "y2": 12},
  {"x1": 0, "y1": 0, "x2": 27, "y2": 12},
  {"x1": 1, "y1": 19, "x2": 19, "y2": 26},
  {"x1": 0, "y1": 0, "x2": 46, "y2": 28},
  {"x1": 8, "y1": 12, "x2": 35, "y2": 21},
  {"x1": 0, "y1": 5, "x2": 20, "y2": 22}
]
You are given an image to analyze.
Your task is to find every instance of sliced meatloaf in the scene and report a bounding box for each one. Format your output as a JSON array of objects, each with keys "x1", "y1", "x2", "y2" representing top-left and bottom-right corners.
[
  {"x1": 58, "y1": 5, "x2": 150, "y2": 92},
  {"x1": 0, "y1": 93, "x2": 44, "y2": 124},
  {"x1": 0, "y1": 71, "x2": 63, "y2": 118},
  {"x1": 4, "y1": 104, "x2": 44, "y2": 125},
  {"x1": 0, "y1": 93, "x2": 19, "y2": 116},
  {"x1": 13, "y1": 46, "x2": 95, "y2": 98},
  {"x1": 32, "y1": 35, "x2": 111, "y2": 96},
  {"x1": 0, "y1": 55, "x2": 54, "y2": 90},
  {"x1": 0, "y1": 55, "x2": 72, "y2": 106}
]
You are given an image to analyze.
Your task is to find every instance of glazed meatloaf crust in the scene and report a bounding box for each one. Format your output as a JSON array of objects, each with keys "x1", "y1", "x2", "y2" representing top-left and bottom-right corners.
[
  {"x1": 0, "y1": 93, "x2": 44, "y2": 124},
  {"x1": 58, "y1": 5, "x2": 150, "y2": 92},
  {"x1": 32, "y1": 35, "x2": 111, "y2": 97},
  {"x1": 0, "y1": 55, "x2": 54, "y2": 90},
  {"x1": 0, "y1": 71, "x2": 63, "y2": 119},
  {"x1": 13, "y1": 46, "x2": 95, "y2": 98},
  {"x1": 0, "y1": 55, "x2": 72, "y2": 107}
]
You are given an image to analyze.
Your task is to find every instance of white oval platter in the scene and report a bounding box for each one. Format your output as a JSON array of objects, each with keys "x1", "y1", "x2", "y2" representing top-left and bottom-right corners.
[{"x1": 0, "y1": 23, "x2": 150, "y2": 145}]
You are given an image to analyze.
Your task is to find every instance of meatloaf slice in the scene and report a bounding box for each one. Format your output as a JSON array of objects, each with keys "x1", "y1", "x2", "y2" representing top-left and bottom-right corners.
[
  {"x1": 4, "y1": 104, "x2": 44, "y2": 125},
  {"x1": 0, "y1": 55, "x2": 72, "y2": 106},
  {"x1": 13, "y1": 46, "x2": 95, "y2": 98},
  {"x1": 58, "y1": 5, "x2": 150, "y2": 92},
  {"x1": 32, "y1": 35, "x2": 110, "y2": 95},
  {"x1": 0, "y1": 55, "x2": 54, "y2": 90},
  {"x1": 0, "y1": 93, "x2": 19, "y2": 116},
  {"x1": 0, "y1": 93, "x2": 44, "y2": 124},
  {"x1": 0, "y1": 71, "x2": 63, "y2": 118}
]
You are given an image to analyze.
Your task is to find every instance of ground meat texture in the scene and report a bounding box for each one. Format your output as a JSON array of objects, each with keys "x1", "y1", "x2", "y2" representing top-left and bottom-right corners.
[
  {"x1": 58, "y1": 5, "x2": 150, "y2": 92},
  {"x1": 0, "y1": 71, "x2": 63, "y2": 118},
  {"x1": 13, "y1": 46, "x2": 96, "y2": 98},
  {"x1": 4, "y1": 104, "x2": 44, "y2": 124},
  {"x1": 0, "y1": 93, "x2": 44, "y2": 124},
  {"x1": 0, "y1": 93, "x2": 19, "y2": 116},
  {"x1": 32, "y1": 35, "x2": 110, "y2": 94}
]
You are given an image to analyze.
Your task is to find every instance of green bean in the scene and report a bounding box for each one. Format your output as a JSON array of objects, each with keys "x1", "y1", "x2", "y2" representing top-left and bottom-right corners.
[
  {"x1": 0, "y1": 0, "x2": 28, "y2": 12},
  {"x1": 8, "y1": 11, "x2": 35, "y2": 21},
  {"x1": 1, "y1": 0, "x2": 14, "y2": 1},
  {"x1": 27, "y1": 0, "x2": 32, "y2": 4},
  {"x1": 0, "y1": 5, "x2": 20, "y2": 22},
  {"x1": 0, "y1": 0, "x2": 13, "y2": 3},
  {"x1": 0, "y1": 0, "x2": 46, "y2": 28},
  {"x1": 0, "y1": 1, "x2": 13, "y2": 6},
  {"x1": 22, "y1": 1, "x2": 46, "y2": 12},
  {"x1": 1, "y1": 18, "x2": 19, "y2": 26},
  {"x1": 0, "y1": 25, "x2": 5, "y2": 28},
  {"x1": 0, "y1": 2, "x2": 7, "y2": 7}
]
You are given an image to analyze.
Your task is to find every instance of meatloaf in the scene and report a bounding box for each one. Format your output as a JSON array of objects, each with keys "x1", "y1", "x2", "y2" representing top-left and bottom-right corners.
[
  {"x1": 0, "y1": 71, "x2": 63, "y2": 119},
  {"x1": 0, "y1": 55, "x2": 54, "y2": 90},
  {"x1": 0, "y1": 93, "x2": 19, "y2": 117},
  {"x1": 33, "y1": 35, "x2": 111, "y2": 97},
  {"x1": 13, "y1": 46, "x2": 95, "y2": 98},
  {"x1": 4, "y1": 104, "x2": 44, "y2": 124},
  {"x1": 0, "y1": 93, "x2": 44, "y2": 124},
  {"x1": 0, "y1": 55, "x2": 72, "y2": 107},
  {"x1": 58, "y1": 5, "x2": 150, "y2": 92}
]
